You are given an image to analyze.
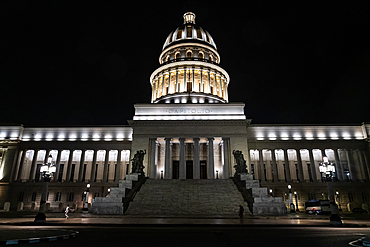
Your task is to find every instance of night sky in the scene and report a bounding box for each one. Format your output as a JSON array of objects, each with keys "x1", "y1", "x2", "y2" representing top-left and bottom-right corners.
[{"x1": 2, "y1": 1, "x2": 370, "y2": 127}]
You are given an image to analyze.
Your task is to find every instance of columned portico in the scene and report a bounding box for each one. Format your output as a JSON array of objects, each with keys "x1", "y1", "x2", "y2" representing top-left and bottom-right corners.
[
  {"x1": 207, "y1": 137, "x2": 215, "y2": 179},
  {"x1": 179, "y1": 138, "x2": 186, "y2": 179}
]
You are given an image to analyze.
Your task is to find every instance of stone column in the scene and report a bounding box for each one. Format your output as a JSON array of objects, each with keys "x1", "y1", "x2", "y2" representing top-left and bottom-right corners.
[
  {"x1": 346, "y1": 149, "x2": 357, "y2": 181},
  {"x1": 183, "y1": 68, "x2": 187, "y2": 92},
  {"x1": 179, "y1": 138, "x2": 186, "y2": 179},
  {"x1": 168, "y1": 71, "x2": 172, "y2": 94},
  {"x1": 271, "y1": 149, "x2": 278, "y2": 182},
  {"x1": 66, "y1": 150, "x2": 74, "y2": 182},
  {"x1": 193, "y1": 137, "x2": 200, "y2": 179},
  {"x1": 164, "y1": 138, "x2": 172, "y2": 179},
  {"x1": 333, "y1": 149, "x2": 344, "y2": 181},
  {"x1": 207, "y1": 137, "x2": 214, "y2": 179},
  {"x1": 29, "y1": 149, "x2": 39, "y2": 181},
  {"x1": 115, "y1": 150, "x2": 122, "y2": 181},
  {"x1": 259, "y1": 149, "x2": 265, "y2": 182},
  {"x1": 208, "y1": 70, "x2": 211, "y2": 93},
  {"x1": 103, "y1": 150, "x2": 110, "y2": 182},
  {"x1": 308, "y1": 149, "x2": 317, "y2": 182},
  {"x1": 78, "y1": 150, "x2": 86, "y2": 182},
  {"x1": 200, "y1": 69, "x2": 203, "y2": 92},
  {"x1": 54, "y1": 149, "x2": 62, "y2": 182},
  {"x1": 223, "y1": 138, "x2": 230, "y2": 178},
  {"x1": 43, "y1": 150, "x2": 51, "y2": 164},
  {"x1": 149, "y1": 138, "x2": 157, "y2": 179},
  {"x1": 360, "y1": 150, "x2": 370, "y2": 181},
  {"x1": 90, "y1": 150, "x2": 98, "y2": 182},
  {"x1": 175, "y1": 69, "x2": 179, "y2": 93},
  {"x1": 192, "y1": 68, "x2": 195, "y2": 90},
  {"x1": 295, "y1": 149, "x2": 304, "y2": 182},
  {"x1": 16, "y1": 150, "x2": 27, "y2": 181},
  {"x1": 283, "y1": 149, "x2": 292, "y2": 182}
]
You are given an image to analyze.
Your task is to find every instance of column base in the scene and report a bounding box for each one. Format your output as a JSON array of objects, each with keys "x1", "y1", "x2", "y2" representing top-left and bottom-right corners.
[{"x1": 34, "y1": 212, "x2": 46, "y2": 222}]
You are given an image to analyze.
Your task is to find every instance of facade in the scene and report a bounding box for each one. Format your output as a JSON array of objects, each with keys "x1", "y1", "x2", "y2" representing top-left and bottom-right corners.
[{"x1": 1, "y1": 12, "x2": 370, "y2": 212}]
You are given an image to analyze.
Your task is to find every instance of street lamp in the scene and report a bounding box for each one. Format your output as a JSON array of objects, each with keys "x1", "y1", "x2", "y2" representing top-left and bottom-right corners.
[
  {"x1": 288, "y1": 184, "x2": 295, "y2": 213},
  {"x1": 294, "y1": 191, "x2": 299, "y2": 211},
  {"x1": 336, "y1": 191, "x2": 342, "y2": 211},
  {"x1": 319, "y1": 156, "x2": 342, "y2": 225},
  {"x1": 216, "y1": 170, "x2": 219, "y2": 179},
  {"x1": 83, "y1": 183, "x2": 90, "y2": 213},
  {"x1": 34, "y1": 154, "x2": 56, "y2": 222},
  {"x1": 161, "y1": 170, "x2": 163, "y2": 179},
  {"x1": 269, "y1": 188, "x2": 273, "y2": 196}
]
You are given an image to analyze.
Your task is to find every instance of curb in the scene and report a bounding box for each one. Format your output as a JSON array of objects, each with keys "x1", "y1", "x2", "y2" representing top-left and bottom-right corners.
[{"x1": 0, "y1": 230, "x2": 79, "y2": 245}]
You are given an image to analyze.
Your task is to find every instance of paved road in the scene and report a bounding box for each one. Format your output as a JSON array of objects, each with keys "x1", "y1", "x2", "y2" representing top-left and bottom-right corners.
[{"x1": 1, "y1": 225, "x2": 369, "y2": 247}]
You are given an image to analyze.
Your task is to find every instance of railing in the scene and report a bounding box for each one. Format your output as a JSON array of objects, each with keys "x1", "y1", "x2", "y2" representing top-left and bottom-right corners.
[{"x1": 161, "y1": 57, "x2": 219, "y2": 66}]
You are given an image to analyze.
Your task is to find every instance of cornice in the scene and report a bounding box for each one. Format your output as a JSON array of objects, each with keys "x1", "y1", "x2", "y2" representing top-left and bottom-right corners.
[
  {"x1": 128, "y1": 119, "x2": 251, "y2": 126},
  {"x1": 160, "y1": 42, "x2": 220, "y2": 62}
]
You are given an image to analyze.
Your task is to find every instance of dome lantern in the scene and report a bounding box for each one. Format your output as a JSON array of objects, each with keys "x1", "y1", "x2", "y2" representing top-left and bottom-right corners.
[{"x1": 183, "y1": 12, "x2": 196, "y2": 24}]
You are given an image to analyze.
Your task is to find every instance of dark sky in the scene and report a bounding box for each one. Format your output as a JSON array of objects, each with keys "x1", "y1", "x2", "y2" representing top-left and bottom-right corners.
[{"x1": 2, "y1": 1, "x2": 370, "y2": 126}]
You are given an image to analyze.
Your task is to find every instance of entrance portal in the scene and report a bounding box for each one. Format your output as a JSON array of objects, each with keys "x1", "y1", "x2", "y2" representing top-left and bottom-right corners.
[
  {"x1": 200, "y1": 161, "x2": 207, "y2": 179},
  {"x1": 186, "y1": 161, "x2": 193, "y2": 179},
  {"x1": 172, "y1": 161, "x2": 179, "y2": 179}
]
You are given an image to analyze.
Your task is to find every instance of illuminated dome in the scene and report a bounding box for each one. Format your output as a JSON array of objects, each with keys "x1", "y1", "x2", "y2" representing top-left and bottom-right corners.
[
  {"x1": 162, "y1": 12, "x2": 217, "y2": 51},
  {"x1": 150, "y1": 12, "x2": 229, "y2": 104}
]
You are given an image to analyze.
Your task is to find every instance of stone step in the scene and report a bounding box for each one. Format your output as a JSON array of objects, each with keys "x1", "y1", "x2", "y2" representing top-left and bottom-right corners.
[{"x1": 125, "y1": 179, "x2": 250, "y2": 215}]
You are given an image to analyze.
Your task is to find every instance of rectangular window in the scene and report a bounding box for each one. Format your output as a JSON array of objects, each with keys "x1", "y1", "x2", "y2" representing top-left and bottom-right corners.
[
  {"x1": 70, "y1": 164, "x2": 75, "y2": 182},
  {"x1": 58, "y1": 164, "x2": 64, "y2": 182},
  {"x1": 295, "y1": 164, "x2": 300, "y2": 182},
  {"x1": 187, "y1": 26, "x2": 192, "y2": 38},
  {"x1": 68, "y1": 192, "x2": 74, "y2": 202},
  {"x1": 82, "y1": 164, "x2": 87, "y2": 182},
  {"x1": 176, "y1": 29, "x2": 182, "y2": 39},
  {"x1": 307, "y1": 164, "x2": 313, "y2": 182},
  {"x1": 31, "y1": 192, "x2": 37, "y2": 202}
]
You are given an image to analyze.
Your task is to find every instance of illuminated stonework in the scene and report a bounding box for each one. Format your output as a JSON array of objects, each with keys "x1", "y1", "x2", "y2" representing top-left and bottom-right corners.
[{"x1": 150, "y1": 12, "x2": 229, "y2": 104}]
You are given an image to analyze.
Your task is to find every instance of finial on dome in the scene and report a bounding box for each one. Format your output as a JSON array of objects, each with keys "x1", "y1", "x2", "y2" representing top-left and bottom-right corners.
[{"x1": 183, "y1": 12, "x2": 196, "y2": 24}]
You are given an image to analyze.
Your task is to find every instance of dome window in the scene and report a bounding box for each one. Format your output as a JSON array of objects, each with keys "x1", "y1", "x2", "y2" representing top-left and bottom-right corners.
[
  {"x1": 169, "y1": 33, "x2": 173, "y2": 43},
  {"x1": 209, "y1": 54, "x2": 213, "y2": 62},
  {"x1": 176, "y1": 29, "x2": 182, "y2": 39},
  {"x1": 196, "y1": 27, "x2": 202, "y2": 39},
  {"x1": 205, "y1": 32, "x2": 210, "y2": 43},
  {"x1": 187, "y1": 25, "x2": 192, "y2": 38},
  {"x1": 198, "y1": 51, "x2": 204, "y2": 59}
]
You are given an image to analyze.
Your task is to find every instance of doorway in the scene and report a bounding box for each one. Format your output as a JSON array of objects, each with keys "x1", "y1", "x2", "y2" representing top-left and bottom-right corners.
[
  {"x1": 200, "y1": 161, "x2": 207, "y2": 179},
  {"x1": 172, "y1": 161, "x2": 179, "y2": 179},
  {"x1": 186, "y1": 161, "x2": 193, "y2": 179}
]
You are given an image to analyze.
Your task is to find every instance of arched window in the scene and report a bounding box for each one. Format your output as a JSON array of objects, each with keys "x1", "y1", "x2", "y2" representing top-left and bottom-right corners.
[
  {"x1": 198, "y1": 51, "x2": 204, "y2": 59},
  {"x1": 209, "y1": 54, "x2": 213, "y2": 62},
  {"x1": 175, "y1": 52, "x2": 181, "y2": 60},
  {"x1": 165, "y1": 55, "x2": 170, "y2": 62},
  {"x1": 186, "y1": 50, "x2": 192, "y2": 58}
]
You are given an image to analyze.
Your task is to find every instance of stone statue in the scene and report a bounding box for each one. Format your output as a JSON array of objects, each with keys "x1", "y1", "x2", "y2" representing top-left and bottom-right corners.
[
  {"x1": 131, "y1": 150, "x2": 146, "y2": 174},
  {"x1": 233, "y1": 150, "x2": 248, "y2": 174}
]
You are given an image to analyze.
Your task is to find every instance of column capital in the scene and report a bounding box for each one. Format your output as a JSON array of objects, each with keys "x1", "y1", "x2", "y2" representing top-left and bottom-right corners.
[{"x1": 193, "y1": 137, "x2": 200, "y2": 141}]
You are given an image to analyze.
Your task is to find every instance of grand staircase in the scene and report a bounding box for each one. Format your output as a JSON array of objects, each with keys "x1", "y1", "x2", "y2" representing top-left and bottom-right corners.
[{"x1": 125, "y1": 179, "x2": 250, "y2": 215}]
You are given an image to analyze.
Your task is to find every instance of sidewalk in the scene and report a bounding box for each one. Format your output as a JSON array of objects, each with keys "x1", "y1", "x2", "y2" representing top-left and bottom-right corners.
[
  {"x1": 0, "y1": 211, "x2": 369, "y2": 226},
  {"x1": 0, "y1": 211, "x2": 369, "y2": 245}
]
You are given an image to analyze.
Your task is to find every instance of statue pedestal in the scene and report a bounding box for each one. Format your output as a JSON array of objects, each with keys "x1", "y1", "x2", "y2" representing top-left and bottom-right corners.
[{"x1": 237, "y1": 174, "x2": 287, "y2": 215}]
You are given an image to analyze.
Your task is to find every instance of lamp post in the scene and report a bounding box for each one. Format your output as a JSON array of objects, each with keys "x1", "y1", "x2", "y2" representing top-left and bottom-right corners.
[
  {"x1": 288, "y1": 184, "x2": 295, "y2": 213},
  {"x1": 83, "y1": 183, "x2": 90, "y2": 213},
  {"x1": 336, "y1": 191, "x2": 342, "y2": 211},
  {"x1": 294, "y1": 191, "x2": 299, "y2": 211},
  {"x1": 319, "y1": 156, "x2": 342, "y2": 225},
  {"x1": 216, "y1": 170, "x2": 219, "y2": 179},
  {"x1": 269, "y1": 188, "x2": 273, "y2": 197},
  {"x1": 34, "y1": 154, "x2": 56, "y2": 222},
  {"x1": 161, "y1": 170, "x2": 163, "y2": 179}
]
